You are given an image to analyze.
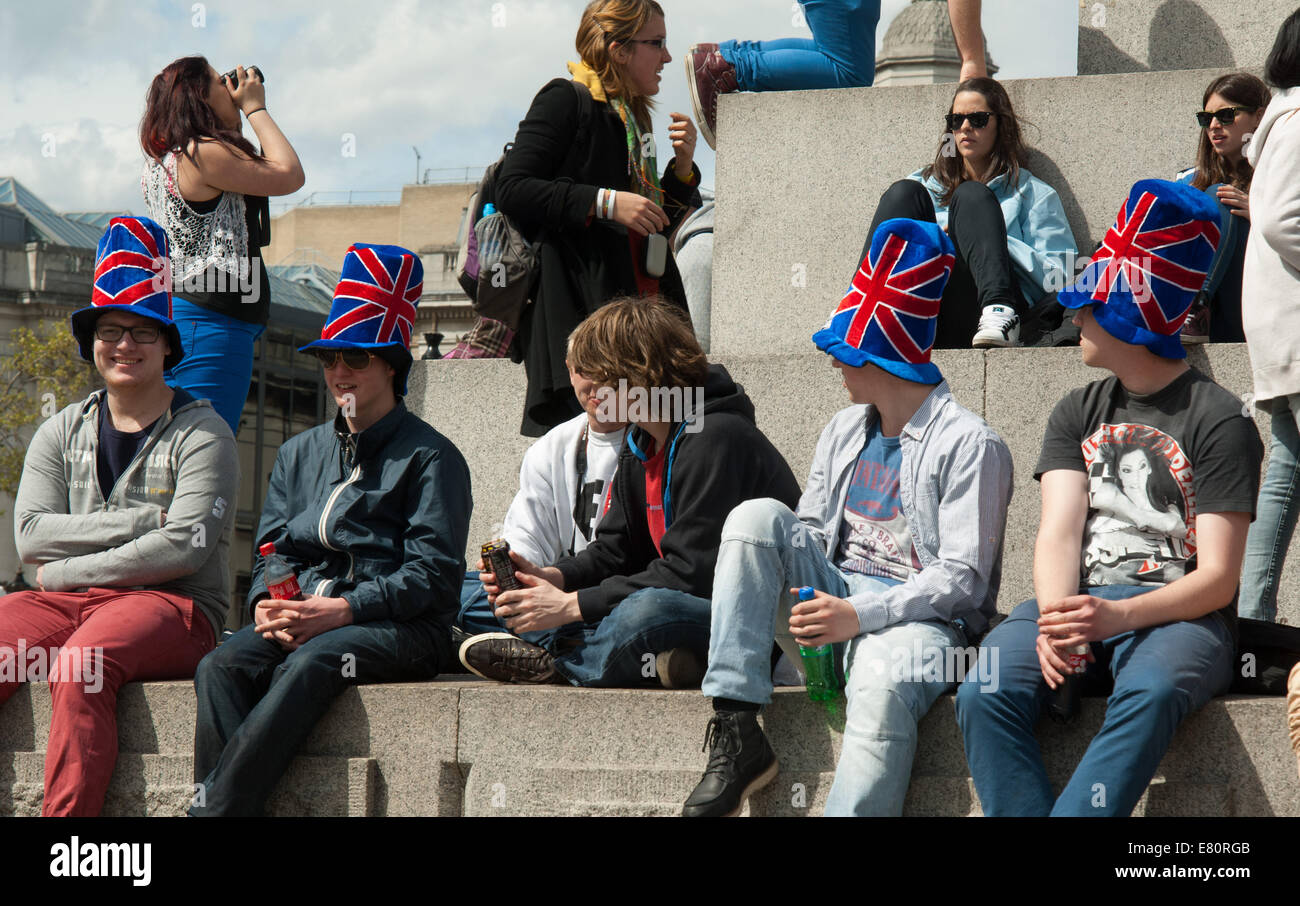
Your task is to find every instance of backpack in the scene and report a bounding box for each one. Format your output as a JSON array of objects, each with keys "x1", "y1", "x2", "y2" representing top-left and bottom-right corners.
[{"x1": 456, "y1": 80, "x2": 594, "y2": 331}]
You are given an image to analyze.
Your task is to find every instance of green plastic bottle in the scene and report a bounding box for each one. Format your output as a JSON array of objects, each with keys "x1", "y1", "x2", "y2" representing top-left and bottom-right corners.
[{"x1": 796, "y1": 586, "x2": 841, "y2": 702}]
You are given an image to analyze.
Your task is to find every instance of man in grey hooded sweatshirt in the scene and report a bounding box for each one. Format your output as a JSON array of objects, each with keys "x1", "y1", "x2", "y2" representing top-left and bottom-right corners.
[{"x1": 3, "y1": 216, "x2": 237, "y2": 816}]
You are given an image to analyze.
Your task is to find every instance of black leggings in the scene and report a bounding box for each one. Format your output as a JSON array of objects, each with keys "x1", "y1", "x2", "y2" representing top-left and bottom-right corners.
[{"x1": 863, "y1": 179, "x2": 1023, "y2": 348}]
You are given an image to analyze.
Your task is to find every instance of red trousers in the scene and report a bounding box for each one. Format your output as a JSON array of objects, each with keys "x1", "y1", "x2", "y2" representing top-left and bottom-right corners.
[{"x1": 0, "y1": 587, "x2": 213, "y2": 816}]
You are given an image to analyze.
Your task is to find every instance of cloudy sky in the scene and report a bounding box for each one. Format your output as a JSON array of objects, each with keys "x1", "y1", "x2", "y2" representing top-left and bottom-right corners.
[{"x1": 0, "y1": 0, "x2": 1076, "y2": 217}]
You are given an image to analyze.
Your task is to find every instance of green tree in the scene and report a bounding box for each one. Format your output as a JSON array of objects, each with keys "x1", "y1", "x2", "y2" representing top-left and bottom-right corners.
[{"x1": 0, "y1": 323, "x2": 100, "y2": 504}]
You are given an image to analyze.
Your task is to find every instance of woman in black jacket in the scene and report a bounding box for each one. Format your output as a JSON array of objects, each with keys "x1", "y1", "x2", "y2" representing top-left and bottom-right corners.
[{"x1": 495, "y1": 0, "x2": 703, "y2": 436}]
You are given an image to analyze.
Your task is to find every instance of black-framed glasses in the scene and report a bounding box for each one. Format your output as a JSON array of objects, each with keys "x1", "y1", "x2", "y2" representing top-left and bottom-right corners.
[
  {"x1": 95, "y1": 324, "x2": 161, "y2": 344},
  {"x1": 946, "y1": 111, "x2": 994, "y2": 131},
  {"x1": 310, "y1": 348, "x2": 375, "y2": 370},
  {"x1": 1195, "y1": 106, "x2": 1256, "y2": 128},
  {"x1": 626, "y1": 38, "x2": 666, "y2": 49}
]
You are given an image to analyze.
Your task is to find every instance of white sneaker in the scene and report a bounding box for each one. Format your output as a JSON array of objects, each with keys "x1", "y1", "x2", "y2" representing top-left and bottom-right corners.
[{"x1": 972, "y1": 304, "x2": 1022, "y2": 348}]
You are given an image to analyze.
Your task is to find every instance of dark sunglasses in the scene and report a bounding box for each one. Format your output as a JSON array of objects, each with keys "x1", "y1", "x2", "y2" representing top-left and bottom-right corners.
[
  {"x1": 1195, "y1": 106, "x2": 1256, "y2": 128},
  {"x1": 310, "y1": 348, "x2": 375, "y2": 370},
  {"x1": 946, "y1": 111, "x2": 994, "y2": 130}
]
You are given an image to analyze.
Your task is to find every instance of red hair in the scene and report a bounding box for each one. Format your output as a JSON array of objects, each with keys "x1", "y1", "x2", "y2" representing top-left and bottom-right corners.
[{"x1": 139, "y1": 55, "x2": 260, "y2": 164}]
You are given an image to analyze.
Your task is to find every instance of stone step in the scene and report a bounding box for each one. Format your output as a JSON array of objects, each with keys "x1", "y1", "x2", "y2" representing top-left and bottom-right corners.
[
  {"x1": 710, "y1": 67, "x2": 1245, "y2": 356},
  {"x1": 409, "y1": 347, "x2": 1300, "y2": 624},
  {"x1": 1078, "y1": 0, "x2": 1293, "y2": 75},
  {"x1": 2, "y1": 681, "x2": 1295, "y2": 816}
]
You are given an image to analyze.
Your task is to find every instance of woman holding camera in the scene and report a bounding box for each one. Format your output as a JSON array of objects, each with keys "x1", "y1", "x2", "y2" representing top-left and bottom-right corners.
[
  {"x1": 140, "y1": 56, "x2": 305, "y2": 435},
  {"x1": 1173, "y1": 72, "x2": 1269, "y2": 343},
  {"x1": 494, "y1": 0, "x2": 703, "y2": 437},
  {"x1": 863, "y1": 77, "x2": 1075, "y2": 349}
]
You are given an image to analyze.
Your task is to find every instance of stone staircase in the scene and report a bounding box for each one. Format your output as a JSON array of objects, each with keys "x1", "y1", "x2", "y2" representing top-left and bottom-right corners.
[{"x1": 3, "y1": 0, "x2": 1298, "y2": 816}]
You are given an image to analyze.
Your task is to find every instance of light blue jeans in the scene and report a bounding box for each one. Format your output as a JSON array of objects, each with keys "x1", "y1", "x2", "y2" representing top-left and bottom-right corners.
[
  {"x1": 718, "y1": 0, "x2": 881, "y2": 91},
  {"x1": 1240, "y1": 393, "x2": 1300, "y2": 622},
  {"x1": 701, "y1": 497, "x2": 963, "y2": 816}
]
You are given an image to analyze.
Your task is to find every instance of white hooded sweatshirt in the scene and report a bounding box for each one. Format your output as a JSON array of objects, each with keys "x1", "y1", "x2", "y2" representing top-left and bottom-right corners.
[{"x1": 1243, "y1": 85, "x2": 1300, "y2": 407}]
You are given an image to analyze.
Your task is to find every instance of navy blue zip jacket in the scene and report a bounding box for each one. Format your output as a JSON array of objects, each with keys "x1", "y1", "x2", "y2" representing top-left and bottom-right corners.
[
  {"x1": 555, "y1": 365, "x2": 800, "y2": 622},
  {"x1": 248, "y1": 402, "x2": 472, "y2": 629}
]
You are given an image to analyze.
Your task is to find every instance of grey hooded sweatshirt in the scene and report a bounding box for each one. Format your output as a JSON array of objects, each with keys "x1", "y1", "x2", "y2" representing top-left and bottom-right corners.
[{"x1": 14, "y1": 387, "x2": 238, "y2": 640}]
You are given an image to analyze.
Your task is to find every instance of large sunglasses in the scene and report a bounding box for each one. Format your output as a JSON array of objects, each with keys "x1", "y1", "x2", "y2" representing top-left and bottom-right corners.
[
  {"x1": 310, "y1": 348, "x2": 375, "y2": 370},
  {"x1": 1195, "y1": 106, "x2": 1256, "y2": 128},
  {"x1": 945, "y1": 111, "x2": 994, "y2": 130}
]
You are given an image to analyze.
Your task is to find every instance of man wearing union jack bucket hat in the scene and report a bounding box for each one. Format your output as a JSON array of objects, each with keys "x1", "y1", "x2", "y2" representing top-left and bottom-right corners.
[
  {"x1": 956, "y1": 179, "x2": 1265, "y2": 816},
  {"x1": 6, "y1": 215, "x2": 237, "y2": 815},
  {"x1": 682, "y1": 218, "x2": 1014, "y2": 817},
  {"x1": 189, "y1": 242, "x2": 473, "y2": 816}
]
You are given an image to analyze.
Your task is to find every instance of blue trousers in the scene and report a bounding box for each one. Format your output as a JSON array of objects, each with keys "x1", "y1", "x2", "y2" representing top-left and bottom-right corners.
[
  {"x1": 719, "y1": 0, "x2": 881, "y2": 91},
  {"x1": 165, "y1": 297, "x2": 264, "y2": 437},
  {"x1": 190, "y1": 618, "x2": 446, "y2": 816},
  {"x1": 1240, "y1": 393, "x2": 1300, "y2": 622},
  {"x1": 956, "y1": 587, "x2": 1233, "y2": 816}
]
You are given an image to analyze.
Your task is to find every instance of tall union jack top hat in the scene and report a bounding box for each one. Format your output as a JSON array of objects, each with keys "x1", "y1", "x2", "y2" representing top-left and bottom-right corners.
[
  {"x1": 71, "y1": 216, "x2": 184, "y2": 370},
  {"x1": 1058, "y1": 179, "x2": 1220, "y2": 359},
  {"x1": 813, "y1": 218, "x2": 955, "y2": 384},
  {"x1": 299, "y1": 243, "x2": 424, "y2": 394}
]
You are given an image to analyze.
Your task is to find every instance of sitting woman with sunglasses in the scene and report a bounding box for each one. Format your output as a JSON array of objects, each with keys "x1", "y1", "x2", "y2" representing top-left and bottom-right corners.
[
  {"x1": 488, "y1": 0, "x2": 703, "y2": 437},
  {"x1": 1173, "y1": 72, "x2": 1269, "y2": 343},
  {"x1": 141, "y1": 56, "x2": 305, "y2": 436},
  {"x1": 863, "y1": 77, "x2": 1075, "y2": 348}
]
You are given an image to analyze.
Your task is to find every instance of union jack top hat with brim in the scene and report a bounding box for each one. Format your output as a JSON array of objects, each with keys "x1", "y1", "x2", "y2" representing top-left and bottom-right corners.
[
  {"x1": 299, "y1": 243, "x2": 424, "y2": 394},
  {"x1": 1058, "y1": 178, "x2": 1220, "y2": 359},
  {"x1": 70, "y1": 216, "x2": 184, "y2": 370},
  {"x1": 813, "y1": 218, "x2": 955, "y2": 384}
]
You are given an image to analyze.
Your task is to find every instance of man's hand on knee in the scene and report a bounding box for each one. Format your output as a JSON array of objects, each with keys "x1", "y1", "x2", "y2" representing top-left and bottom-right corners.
[{"x1": 788, "y1": 588, "x2": 860, "y2": 647}]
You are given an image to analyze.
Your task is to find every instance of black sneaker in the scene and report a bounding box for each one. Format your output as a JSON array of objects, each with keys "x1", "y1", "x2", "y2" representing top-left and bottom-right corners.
[
  {"x1": 681, "y1": 710, "x2": 778, "y2": 817},
  {"x1": 458, "y1": 632, "x2": 566, "y2": 684},
  {"x1": 655, "y1": 647, "x2": 706, "y2": 689}
]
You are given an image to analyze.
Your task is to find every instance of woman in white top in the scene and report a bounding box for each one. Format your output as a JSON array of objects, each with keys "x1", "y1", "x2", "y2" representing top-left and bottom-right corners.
[{"x1": 140, "y1": 56, "x2": 304, "y2": 435}]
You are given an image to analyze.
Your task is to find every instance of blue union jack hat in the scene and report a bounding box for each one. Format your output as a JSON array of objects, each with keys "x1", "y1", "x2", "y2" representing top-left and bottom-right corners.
[
  {"x1": 299, "y1": 243, "x2": 423, "y2": 393},
  {"x1": 1059, "y1": 179, "x2": 1220, "y2": 359},
  {"x1": 70, "y1": 216, "x2": 184, "y2": 369},
  {"x1": 813, "y1": 218, "x2": 955, "y2": 384}
]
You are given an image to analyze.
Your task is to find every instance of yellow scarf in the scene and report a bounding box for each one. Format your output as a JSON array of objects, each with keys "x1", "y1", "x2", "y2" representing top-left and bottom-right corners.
[
  {"x1": 565, "y1": 61, "x2": 663, "y2": 206},
  {"x1": 566, "y1": 61, "x2": 607, "y2": 102}
]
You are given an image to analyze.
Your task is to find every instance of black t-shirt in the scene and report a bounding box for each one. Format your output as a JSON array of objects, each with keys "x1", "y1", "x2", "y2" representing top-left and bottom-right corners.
[
  {"x1": 97, "y1": 405, "x2": 161, "y2": 500},
  {"x1": 1035, "y1": 368, "x2": 1263, "y2": 632},
  {"x1": 176, "y1": 193, "x2": 271, "y2": 326}
]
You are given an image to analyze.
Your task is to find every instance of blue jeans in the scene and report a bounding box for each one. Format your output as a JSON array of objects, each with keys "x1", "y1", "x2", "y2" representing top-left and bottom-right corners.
[
  {"x1": 718, "y1": 0, "x2": 881, "y2": 91},
  {"x1": 457, "y1": 571, "x2": 559, "y2": 648},
  {"x1": 1197, "y1": 183, "x2": 1249, "y2": 342},
  {"x1": 1240, "y1": 393, "x2": 1300, "y2": 622},
  {"x1": 955, "y1": 588, "x2": 1234, "y2": 816},
  {"x1": 190, "y1": 618, "x2": 446, "y2": 816},
  {"x1": 701, "y1": 498, "x2": 964, "y2": 816},
  {"x1": 165, "y1": 297, "x2": 264, "y2": 437},
  {"x1": 549, "y1": 587, "x2": 712, "y2": 687}
]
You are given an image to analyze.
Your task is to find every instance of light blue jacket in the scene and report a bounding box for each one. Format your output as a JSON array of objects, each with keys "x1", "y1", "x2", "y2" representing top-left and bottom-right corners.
[
  {"x1": 909, "y1": 167, "x2": 1077, "y2": 305},
  {"x1": 795, "y1": 382, "x2": 1013, "y2": 637}
]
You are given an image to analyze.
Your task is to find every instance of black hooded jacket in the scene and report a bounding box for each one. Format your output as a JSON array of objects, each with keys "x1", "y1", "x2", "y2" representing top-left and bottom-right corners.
[{"x1": 555, "y1": 364, "x2": 800, "y2": 621}]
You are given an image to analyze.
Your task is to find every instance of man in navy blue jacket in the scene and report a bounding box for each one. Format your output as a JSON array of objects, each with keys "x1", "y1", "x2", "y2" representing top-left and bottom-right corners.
[{"x1": 190, "y1": 244, "x2": 471, "y2": 816}]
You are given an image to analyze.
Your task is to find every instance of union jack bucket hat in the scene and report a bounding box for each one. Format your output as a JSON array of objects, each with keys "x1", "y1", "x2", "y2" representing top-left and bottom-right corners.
[
  {"x1": 813, "y1": 218, "x2": 955, "y2": 384},
  {"x1": 71, "y1": 216, "x2": 184, "y2": 370},
  {"x1": 299, "y1": 243, "x2": 424, "y2": 394},
  {"x1": 1058, "y1": 179, "x2": 1220, "y2": 359}
]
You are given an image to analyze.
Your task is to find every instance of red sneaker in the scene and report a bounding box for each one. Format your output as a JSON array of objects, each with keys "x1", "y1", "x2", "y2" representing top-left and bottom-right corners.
[
  {"x1": 685, "y1": 44, "x2": 738, "y2": 150},
  {"x1": 1179, "y1": 301, "x2": 1209, "y2": 344}
]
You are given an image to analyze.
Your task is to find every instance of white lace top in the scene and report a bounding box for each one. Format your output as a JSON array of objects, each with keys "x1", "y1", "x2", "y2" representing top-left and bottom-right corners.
[{"x1": 141, "y1": 150, "x2": 249, "y2": 283}]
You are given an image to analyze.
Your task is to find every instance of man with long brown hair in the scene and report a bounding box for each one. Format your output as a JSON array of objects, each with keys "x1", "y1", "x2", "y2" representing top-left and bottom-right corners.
[{"x1": 460, "y1": 298, "x2": 800, "y2": 687}]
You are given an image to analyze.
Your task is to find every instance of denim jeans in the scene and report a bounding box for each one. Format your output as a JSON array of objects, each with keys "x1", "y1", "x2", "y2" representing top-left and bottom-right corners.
[
  {"x1": 165, "y1": 297, "x2": 264, "y2": 437},
  {"x1": 457, "y1": 571, "x2": 571, "y2": 650},
  {"x1": 1240, "y1": 393, "x2": 1300, "y2": 622},
  {"x1": 955, "y1": 587, "x2": 1233, "y2": 816},
  {"x1": 718, "y1": 0, "x2": 881, "y2": 91},
  {"x1": 701, "y1": 497, "x2": 964, "y2": 816},
  {"x1": 191, "y1": 618, "x2": 446, "y2": 816},
  {"x1": 550, "y1": 586, "x2": 712, "y2": 687},
  {"x1": 867, "y1": 179, "x2": 1023, "y2": 347}
]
